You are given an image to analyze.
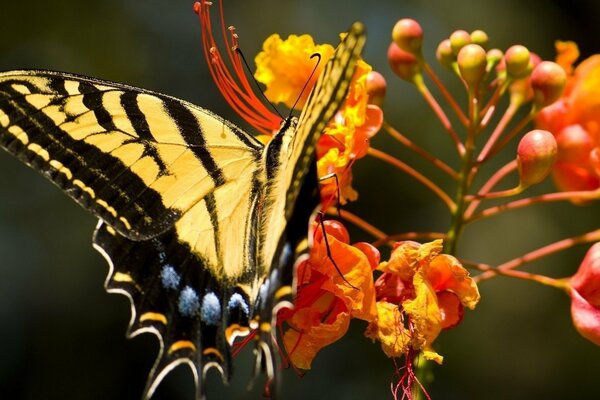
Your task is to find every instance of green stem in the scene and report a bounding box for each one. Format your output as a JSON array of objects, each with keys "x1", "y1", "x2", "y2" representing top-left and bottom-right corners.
[{"x1": 444, "y1": 89, "x2": 480, "y2": 254}]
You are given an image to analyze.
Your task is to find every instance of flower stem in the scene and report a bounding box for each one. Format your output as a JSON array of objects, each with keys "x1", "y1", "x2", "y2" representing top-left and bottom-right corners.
[
  {"x1": 372, "y1": 232, "x2": 446, "y2": 248},
  {"x1": 464, "y1": 260, "x2": 569, "y2": 290},
  {"x1": 328, "y1": 207, "x2": 388, "y2": 242},
  {"x1": 475, "y1": 228, "x2": 600, "y2": 283},
  {"x1": 368, "y1": 147, "x2": 456, "y2": 211},
  {"x1": 423, "y1": 63, "x2": 469, "y2": 127},
  {"x1": 468, "y1": 188, "x2": 600, "y2": 223},
  {"x1": 384, "y1": 121, "x2": 458, "y2": 179},
  {"x1": 464, "y1": 160, "x2": 518, "y2": 218},
  {"x1": 413, "y1": 74, "x2": 466, "y2": 155}
]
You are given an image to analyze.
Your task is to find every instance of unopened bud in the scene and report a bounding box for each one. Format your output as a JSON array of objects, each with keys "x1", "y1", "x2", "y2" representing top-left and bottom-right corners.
[
  {"x1": 449, "y1": 30, "x2": 471, "y2": 56},
  {"x1": 457, "y1": 44, "x2": 487, "y2": 87},
  {"x1": 436, "y1": 39, "x2": 454, "y2": 69},
  {"x1": 486, "y1": 48, "x2": 504, "y2": 72},
  {"x1": 531, "y1": 61, "x2": 567, "y2": 108},
  {"x1": 388, "y1": 42, "x2": 421, "y2": 82},
  {"x1": 392, "y1": 18, "x2": 423, "y2": 56},
  {"x1": 517, "y1": 129, "x2": 558, "y2": 187},
  {"x1": 505, "y1": 45, "x2": 531, "y2": 79},
  {"x1": 366, "y1": 71, "x2": 387, "y2": 106},
  {"x1": 470, "y1": 30, "x2": 489, "y2": 48}
]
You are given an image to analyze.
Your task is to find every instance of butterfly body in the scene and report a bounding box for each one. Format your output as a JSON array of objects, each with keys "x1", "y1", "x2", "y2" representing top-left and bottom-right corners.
[{"x1": 0, "y1": 22, "x2": 365, "y2": 399}]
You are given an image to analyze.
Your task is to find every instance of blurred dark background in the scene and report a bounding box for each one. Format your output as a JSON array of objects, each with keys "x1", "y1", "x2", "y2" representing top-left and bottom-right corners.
[{"x1": 1, "y1": 0, "x2": 600, "y2": 399}]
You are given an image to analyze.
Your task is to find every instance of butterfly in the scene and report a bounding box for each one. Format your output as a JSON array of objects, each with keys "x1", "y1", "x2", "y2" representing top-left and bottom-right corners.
[{"x1": 0, "y1": 21, "x2": 365, "y2": 399}]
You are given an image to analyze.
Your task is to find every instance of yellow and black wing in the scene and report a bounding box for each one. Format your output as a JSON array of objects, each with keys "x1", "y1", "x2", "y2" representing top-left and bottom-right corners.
[
  {"x1": 0, "y1": 70, "x2": 265, "y2": 394},
  {"x1": 0, "y1": 21, "x2": 366, "y2": 400}
]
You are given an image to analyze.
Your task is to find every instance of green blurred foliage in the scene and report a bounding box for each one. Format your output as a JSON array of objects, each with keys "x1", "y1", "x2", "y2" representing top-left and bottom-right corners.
[{"x1": 1, "y1": 0, "x2": 600, "y2": 399}]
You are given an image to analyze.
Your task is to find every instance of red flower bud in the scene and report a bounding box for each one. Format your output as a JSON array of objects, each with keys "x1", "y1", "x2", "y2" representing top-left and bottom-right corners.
[
  {"x1": 392, "y1": 18, "x2": 423, "y2": 56},
  {"x1": 388, "y1": 42, "x2": 421, "y2": 82},
  {"x1": 353, "y1": 242, "x2": 381, "y2": 271},
  {"x1": 517, "y1": 129, "x2": 557, "y2": 187},
  {"x1": 436, "y1": 39, "x2": 454, "y2": 69},
  {"x1": 505, "y1": 45, "x2": 532, "y2": 79},
  {"x1": 313, "y1": 219, "x2": 350, "y2": 245},
  {"x1": 457, "y1": 44, "x2": 487, "y2": 88},
  {"x1": 570, "y1": 243, "x2": 600, "y2": 346},
  {"x1": 530, "y1": 61, "x2": 567, "y2": 108},
  {"x1": 366, "y1": 71, "x2": 387, "y2": 106},
  {"x1": 449, "y1": 30, "x2": 471, "y2": 56}
]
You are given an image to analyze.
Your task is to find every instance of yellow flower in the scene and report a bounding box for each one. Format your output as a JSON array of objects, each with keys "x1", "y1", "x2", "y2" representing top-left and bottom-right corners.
[
  {"x1": 365, "y1": 240, "x2": 480, "y2": 364},
  {"x1": 254, "y1": 34, "x2": 335, "y2": 109}
]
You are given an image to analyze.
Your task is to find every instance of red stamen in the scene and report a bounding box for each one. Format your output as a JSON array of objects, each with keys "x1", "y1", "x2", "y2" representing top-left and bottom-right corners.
[{"x1": 194, "y1": 1, "x2": 282, "y2": 134}]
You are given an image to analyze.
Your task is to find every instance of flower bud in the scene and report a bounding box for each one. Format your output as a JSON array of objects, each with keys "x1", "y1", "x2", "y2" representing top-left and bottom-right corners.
[
  {"x1": 530, "y1": 61, "x2": 567, "y2": 108},
  {"x1": 436, "y1": 39, "x2": 454, "y2": 69},
  {"x1": 353, "y1": 242, "x2": 381, "y2": 270},
  {"x1": 470, "y1": 30, "x2": 489, "y2": 48},
  {"x1": 505, "y1": 45, "x2": 531, "y2": 79},
  {"x1": 517, "y1": 129, "x2": 557, "y2": 187},
  {"x1": 313, "y1": 219, "x2": 350, "y2": 245},
  {"x1": 392, "y1": 18, "x2": 423, "y2": 56},
  {"x1": 366, "y1": 71, "x2": 387, "y2": 106},
  {"x1": 486, "y1": 48, "x2": 504, "y2": 72},
  {"x1": 388, "y1": 42, "x2": 421, "y2": 82},
  {"x1": 457, "y1": 44, "x2": 487, "y2": 88},
  {"x1": 449, "y1": 30, "x2": 471, "y2": 56},
  {"x1": 570, "y1": 243, "x2": 600, "y2": 346}
]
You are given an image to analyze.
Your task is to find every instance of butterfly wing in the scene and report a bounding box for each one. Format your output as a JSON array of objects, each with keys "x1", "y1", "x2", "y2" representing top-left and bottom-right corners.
[{"x1": 0, "y1": 71, "x2": 265, "y2": 395}]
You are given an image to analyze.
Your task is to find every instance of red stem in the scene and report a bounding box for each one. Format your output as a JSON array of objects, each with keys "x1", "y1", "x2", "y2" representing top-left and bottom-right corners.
[
  {"x1": 384, "y1": 121, "x2": 458, "y2": 179},
  {"x1": 368, "y1": 147, "x2": 456, "y2": 211}
]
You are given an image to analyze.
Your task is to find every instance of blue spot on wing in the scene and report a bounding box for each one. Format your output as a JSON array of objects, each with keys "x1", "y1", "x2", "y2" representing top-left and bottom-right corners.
[
  {"x1": 160, "y1": 265, "x2": 180, "y2": 290},
  {"x1": 201, "y1": 292, "x2": 222, "y2": 326},
  {"x1": 178, "y1": 286, "x2": 200, "y2": 317},
  {"x1": 227, "y1": 293, "x2": 249, "y2": 317}
]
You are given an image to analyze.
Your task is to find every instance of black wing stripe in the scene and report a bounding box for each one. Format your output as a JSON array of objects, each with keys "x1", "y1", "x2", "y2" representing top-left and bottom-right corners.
[
  {"x1": 163, "y1": 99, "x2": 226, "y2": 188},
  {"x1": 78, "y1": 81, "x2": 119, "y2": 133},
  {"x1": 0, "y1": 78, "x2": 175, "y2": 238}
]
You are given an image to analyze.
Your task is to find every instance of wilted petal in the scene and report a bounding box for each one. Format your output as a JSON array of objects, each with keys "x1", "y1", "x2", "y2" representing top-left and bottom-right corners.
[{"x1": 426, "y1": 254, "x2": 481, "y2": 309}]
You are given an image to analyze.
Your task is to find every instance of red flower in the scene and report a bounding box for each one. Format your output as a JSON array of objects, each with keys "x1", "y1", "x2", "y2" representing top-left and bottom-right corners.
[
  {"x1": 535, "y1": 41, "x2": 600, "y2": 191},
  {"x1": 569, "y1": 242, "x2": 600, "y2": 345},
  {"x1": 278, "y1": 220, "x2": 378, "y2": 370}
]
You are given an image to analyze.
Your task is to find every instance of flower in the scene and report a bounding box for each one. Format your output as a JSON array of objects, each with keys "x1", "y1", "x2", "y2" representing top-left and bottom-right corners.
[
  {"x1": 535, "y1": 41, "x2": 600, "y2": 191},
  {"x1": 365, "y1": 240, "x2": 480, "y2": 364},
  {"x1": 317, "y1": 62, "x2": 384, "y2": 205},
  {"x1": 568, "y1": 242, "x2": 600, "y2": 345},
  {"x1": 254, "y1": 32, "x2": 383, "y2": 205},
  {"x1": 278, "y1": 220, "x2": 378, "y2": 370},
  {"x1": 255, "y1": 34, "x2": 335, "y2": 109}
]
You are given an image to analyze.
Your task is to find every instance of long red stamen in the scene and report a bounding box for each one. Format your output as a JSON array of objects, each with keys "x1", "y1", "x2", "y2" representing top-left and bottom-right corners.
[{"x1": 194, "y1": 1, "x2": 282, "y2": 135}]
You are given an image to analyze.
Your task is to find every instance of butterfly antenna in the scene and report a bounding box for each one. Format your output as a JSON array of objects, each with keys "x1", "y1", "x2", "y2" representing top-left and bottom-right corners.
[
  {"x1": 288, "y1": 53, "x2": 322, "y2": 116},
  {"x1": 234, "y1": 47, "x2": 284, "y2": 120},
  {"x1": 317, "y1": 213, "x2": 359, "y2": 290}
]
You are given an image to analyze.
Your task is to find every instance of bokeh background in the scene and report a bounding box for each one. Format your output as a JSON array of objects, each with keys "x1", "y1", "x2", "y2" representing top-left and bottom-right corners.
[{"x1": 1, "y1": 0, "x2": 600, "y2": 399}]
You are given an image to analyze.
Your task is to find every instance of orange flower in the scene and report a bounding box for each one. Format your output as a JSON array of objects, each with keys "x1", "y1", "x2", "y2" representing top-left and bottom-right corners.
[
  {"x1": 278, "y1": 220, "x2": 377, "y2": 370},
  {"x1": 535, "y1": 41, "x2": 600, "y2": 191},
  {"x1": 254, "y1": 32, "x2": 383, "y2": 205},
  {"x1": 317, "y1": 60, "x2": 384, "y2": 205},
  {"x1": 568, "y1": 242, "x2": 600, "y2": 346},
  {"x1": 255, "y1": 34, "x2": 335, "y2": 109},
  {"x1": 365, "y1": 240, "x2": 480, "y2": 364}
]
